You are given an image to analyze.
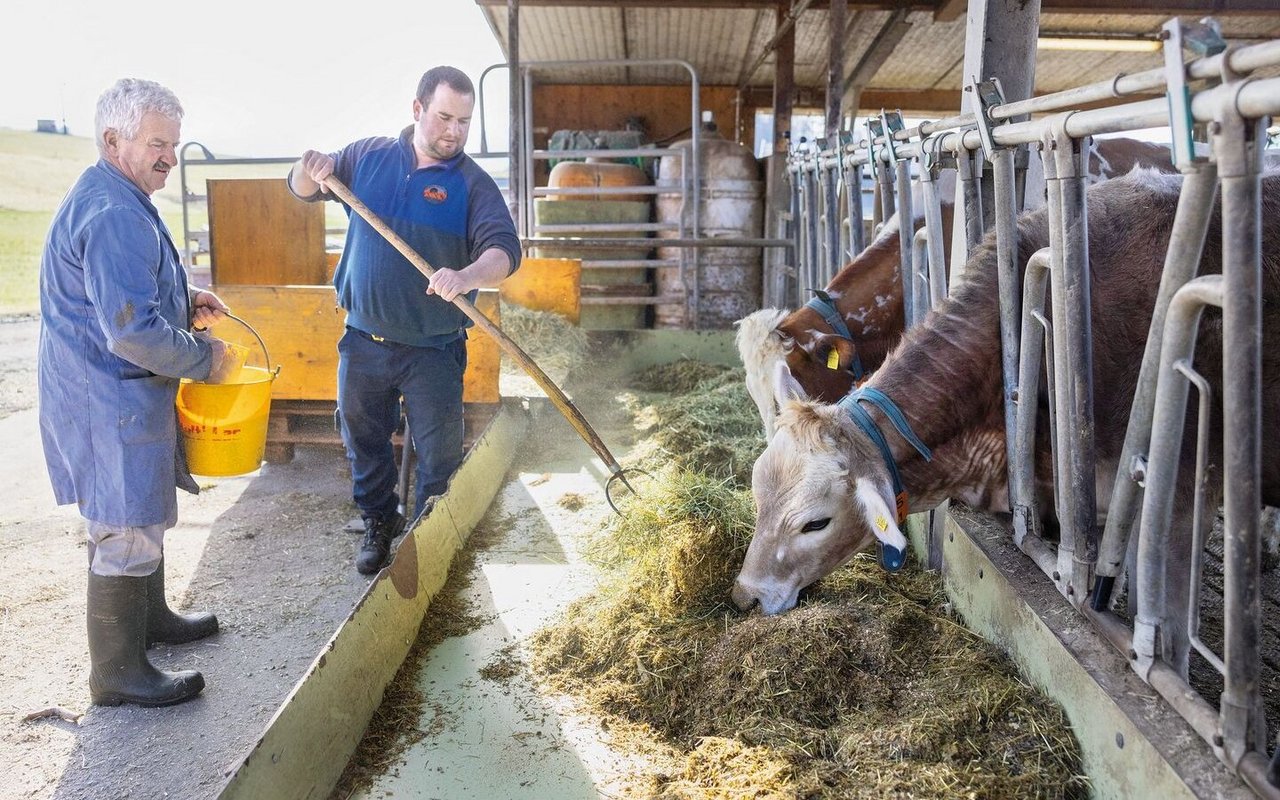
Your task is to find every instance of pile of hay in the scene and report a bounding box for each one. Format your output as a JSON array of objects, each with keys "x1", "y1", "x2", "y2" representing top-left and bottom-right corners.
[
  {"x1": 530, "y1": 360, "x2": 1087, "y2": 799},
  {"x1": 498, "y1": 302, "x2": 590, "y2": 378},
  {"x1": 623, "y1": 359, "x2": 766, "y2": 488}
]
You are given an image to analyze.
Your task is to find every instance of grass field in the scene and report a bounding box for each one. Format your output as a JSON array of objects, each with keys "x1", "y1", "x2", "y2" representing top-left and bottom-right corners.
[{"x1": 0, "y1": 128, "x2": 190, "y2": 313}]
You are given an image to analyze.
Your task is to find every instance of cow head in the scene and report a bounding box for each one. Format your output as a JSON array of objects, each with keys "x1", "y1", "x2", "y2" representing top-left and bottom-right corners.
[
  {"x1": 730, "y1": 364, "x2": 908, "y2": 615},
  {"x1": 737, "y1": 307, "x2": 865, "y2": 443},
  {"x1": 782, "y1": 326, "x2": 860, "y2": 402}
]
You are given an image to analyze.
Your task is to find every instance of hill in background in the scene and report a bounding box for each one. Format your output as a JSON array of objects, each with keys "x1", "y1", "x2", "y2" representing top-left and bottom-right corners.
[{"x1": 1, "y1": 129, "x2": 192, "y2": 313}]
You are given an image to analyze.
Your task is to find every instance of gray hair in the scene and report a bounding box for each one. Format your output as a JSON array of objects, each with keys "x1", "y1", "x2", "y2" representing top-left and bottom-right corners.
[{"x1": 94, "y1": 78, "x2": 184, "y2": 156}]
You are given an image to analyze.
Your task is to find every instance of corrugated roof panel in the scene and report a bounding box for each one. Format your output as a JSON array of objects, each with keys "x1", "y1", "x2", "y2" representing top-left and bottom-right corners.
[
  {"x1": 477, "y1": 4, "x2": 1280, "y2": 98},
  {"x1": 871, "y1": 11, "x2": 967, "y2": 90}
]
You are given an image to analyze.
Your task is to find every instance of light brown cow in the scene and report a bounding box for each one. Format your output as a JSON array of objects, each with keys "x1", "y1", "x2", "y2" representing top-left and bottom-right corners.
[
  {"x1": 732, "y1": 168, "x2": 1280, "y2": 616},
  {"x1": 738, "y1": 138, "x2": 1180, "y2": 440}
]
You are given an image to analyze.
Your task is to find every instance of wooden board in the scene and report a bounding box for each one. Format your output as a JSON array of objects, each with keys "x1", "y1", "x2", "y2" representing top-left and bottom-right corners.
[
  {"x1": 211, "y1": 285, "x2": 500, "y2": 403},
  {"x1": 208, "y1": 178, "x2": 328, "y2": 286},
  {"x1": 499, "y1": 257, "x2": 582, "y2": 323}
]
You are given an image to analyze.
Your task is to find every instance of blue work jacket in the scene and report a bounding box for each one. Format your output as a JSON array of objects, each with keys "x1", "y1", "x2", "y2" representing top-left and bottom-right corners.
[{"x1": 38, "y1": 160, "x2": 214, "y2": 526}]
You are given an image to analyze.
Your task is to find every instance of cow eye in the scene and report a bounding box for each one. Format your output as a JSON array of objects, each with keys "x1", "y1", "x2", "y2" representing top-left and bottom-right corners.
[{"x1": 800, "y1": 518, "x2": 831, "y2": 533}]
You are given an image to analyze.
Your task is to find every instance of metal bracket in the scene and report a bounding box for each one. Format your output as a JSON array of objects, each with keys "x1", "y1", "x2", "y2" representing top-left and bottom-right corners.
[
  {"x1": 969, "y1": 77, "x2": 1007, "y2": 160},
  {"x1": 1162, "y1": 17, "x2": 1226, "y2": 170},
  {"x1": 881, "y1": 110, "x2": 904, "y2": 164},
  {"x1": 865, "y1": 117, "x2": 881, "y2": 181}
]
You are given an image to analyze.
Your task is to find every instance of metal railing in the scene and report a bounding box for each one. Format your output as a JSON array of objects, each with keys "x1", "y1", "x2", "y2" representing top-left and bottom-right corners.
[{"x1": 781, "y1": 17, "x2": 1280, "y2": 797}]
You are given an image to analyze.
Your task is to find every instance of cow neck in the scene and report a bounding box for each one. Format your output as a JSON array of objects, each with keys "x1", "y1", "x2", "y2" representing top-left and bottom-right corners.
[
  {"x1": 837, "y1": 386, "x2": 932, "y2": 524},
  {"x1": 860, "y1": 250, "x2": 1006, "y2": 497}
]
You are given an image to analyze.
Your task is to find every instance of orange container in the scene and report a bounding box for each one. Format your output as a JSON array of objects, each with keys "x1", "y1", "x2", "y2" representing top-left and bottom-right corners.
[{"x1": 547, "y1": 162, "x2": 650, "y2": 202}]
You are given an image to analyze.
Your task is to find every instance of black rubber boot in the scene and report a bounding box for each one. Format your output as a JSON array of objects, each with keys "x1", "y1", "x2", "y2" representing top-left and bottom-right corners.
[
  {"x1": 87, "y1": 572, "x2": 205, "y2": 707},
  {"x1": 145, "y1": 559, "x2": 218, "y2": 647}
]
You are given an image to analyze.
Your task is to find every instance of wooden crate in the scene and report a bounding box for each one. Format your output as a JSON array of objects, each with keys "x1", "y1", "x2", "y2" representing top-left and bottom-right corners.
[
  {"x1": 499, "y1": 257, "x2": 582, "y2": 323},
  {"x1": 207, "y1": 179, "x2": 329, "y2": 286},
  {"x1": 210, "y1": 285, "x2": 501, "y2": 404},
  {"x1": 264, "y1": 401, "x2": 500, "y2": 465}
]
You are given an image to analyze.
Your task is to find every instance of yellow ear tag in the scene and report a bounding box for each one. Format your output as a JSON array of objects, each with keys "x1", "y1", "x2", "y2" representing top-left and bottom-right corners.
[
  {"x1": 875, "y1": 515, "x2": 889, "y2": 532},
  {"x1": 826, "y1": 349, "x2": 840, "y2": 370}
]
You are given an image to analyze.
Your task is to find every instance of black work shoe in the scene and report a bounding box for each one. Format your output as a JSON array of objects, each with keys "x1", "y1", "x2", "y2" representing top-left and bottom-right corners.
[{"x1": 355, "y1": 512, "x2": 406, "y2": 575}]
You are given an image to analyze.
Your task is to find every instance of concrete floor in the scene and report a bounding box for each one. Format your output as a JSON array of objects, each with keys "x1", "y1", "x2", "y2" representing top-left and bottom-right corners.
[{"x1": 351, "y1": 404, "x2": 653, "y2": 799}]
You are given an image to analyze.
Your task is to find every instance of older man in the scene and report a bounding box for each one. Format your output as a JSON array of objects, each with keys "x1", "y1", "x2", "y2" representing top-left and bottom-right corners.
[{"x1": 39, "y1": 78, "x2": 239, "y2": 707}]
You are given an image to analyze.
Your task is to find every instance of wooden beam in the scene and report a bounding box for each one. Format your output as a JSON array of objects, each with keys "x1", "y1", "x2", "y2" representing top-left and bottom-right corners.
[
  {"x1": 737, "y1": 0, "x2": 817, "y2": 92},
  {"x1": 744, "y1": 86, "x2": 965, "y2": 112},
  {"x1": 772, "y1": 2, "x2": 796, "y2": 154},
  {"x1": 475, "y1": 0, "x2": 933, "y2": 8},
  {"x1": 1039, "y1": 0, "x2": 1280, "y2": 11},
  {"x1": 475, "y1": 0, "x2": 1280, "y2": 12},
  {"x1": 934, "y1": 0, "x2": 965, "y2": 21},
  {"x1": 827, "y1": 0, "x2": 847, "y2": 136}
]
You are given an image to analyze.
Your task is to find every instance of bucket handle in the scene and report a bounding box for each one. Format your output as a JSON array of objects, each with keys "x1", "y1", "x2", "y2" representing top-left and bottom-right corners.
[{"x1": 224, "y1": 313, "x2": 280, "y2": 377}]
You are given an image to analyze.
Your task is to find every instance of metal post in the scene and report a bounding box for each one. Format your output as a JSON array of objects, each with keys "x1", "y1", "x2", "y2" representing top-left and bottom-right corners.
[
  {"x1": 1212, "y1": 103, "x2": 1267, "y2": 772},
  {"x1": 507, "y1": 0, "x2": 522, "y2": 233},
  {"x1": 1040, "y1": 136, "x2": 1077, "y2": 601},
  {"x1": 992, "y1": 146, "x2": 1021, "y2": 513},
  {"x1": 846, "y1": 158, "x2": 865, "y2": 257},
  {"x1": 894, "y1": 159, "x2": 914, "y2": 329},
  {"x1": 1012, "y1": 249, "x2": 1053, "y2": 554},
  {"x1": 1133, "y1": 276, "x2": 1222, "y2": 682},
  {"x1": 1092, "y1": 164, "x2": 1219, "y2": 603},
  {"x1": 823, "y1": 155, "x2": 842, "y2": 285},
  {"x1": 1052, "y1": 127, "x2": 1098, "y2": 607}
]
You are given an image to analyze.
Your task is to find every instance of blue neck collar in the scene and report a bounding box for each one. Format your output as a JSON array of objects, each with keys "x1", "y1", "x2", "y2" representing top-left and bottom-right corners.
[{"x1": 804, "y1": 290, "x2": 865, "y2": 382}]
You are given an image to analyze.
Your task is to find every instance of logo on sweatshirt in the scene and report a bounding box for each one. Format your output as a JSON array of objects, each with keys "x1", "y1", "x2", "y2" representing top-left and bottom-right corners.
[{"x1": 423, "y1": 185, "x2": 448, "y2": 203}]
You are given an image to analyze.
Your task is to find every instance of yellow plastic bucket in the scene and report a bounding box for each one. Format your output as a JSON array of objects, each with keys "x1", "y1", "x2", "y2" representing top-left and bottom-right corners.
[{"x1": 176, "y1": 315, "x2": 280, "y2": 477}]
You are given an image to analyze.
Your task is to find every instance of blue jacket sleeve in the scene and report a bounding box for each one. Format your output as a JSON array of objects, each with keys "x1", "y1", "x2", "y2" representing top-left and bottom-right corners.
[
  {"x1": 81, "y1": 206, "x2": 213, "y2": 379},
  {"x1": 467, "y1": 173, "x2": 522, "y2": 275}
]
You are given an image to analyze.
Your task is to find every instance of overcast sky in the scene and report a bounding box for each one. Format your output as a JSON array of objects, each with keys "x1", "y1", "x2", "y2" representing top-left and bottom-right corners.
[{"x1": 1, "y1": 0, "x2": 511, "y2": 158}]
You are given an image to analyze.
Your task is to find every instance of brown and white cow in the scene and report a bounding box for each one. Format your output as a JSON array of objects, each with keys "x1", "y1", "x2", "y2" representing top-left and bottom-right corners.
[
  {"x1": 731, "y1": 168, "x2": 1280, "y2": 616},
  {"x1": 738, "y1": 138, "x2": 1181, "y2": 440}
]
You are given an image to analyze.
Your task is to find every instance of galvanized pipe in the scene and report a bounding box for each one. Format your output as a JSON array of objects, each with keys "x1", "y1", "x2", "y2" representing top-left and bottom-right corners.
[
  {"x1": 1041, "y1": 140, "x2": 1079, "y2": 602},
  {"x1": 823, "y1": 161, "x2": 842, "y2": 285},
  {"x1": 790, "y1": 75, "x2": 1280, "y2": 180},
  {"x1": 894, "y1": 160, "x2": 915, "y2": 327},
  {"x1": 1053, "y1": 130, "x2": 1099, "y2": 607},
  {"x1": 911, "y1": 226, "x2": 930, "y2": 327},
  {"x1": 805, "y1": 165, "x2": 822, "y2": 294},
  {"x1": 1212, "y1": 108, "x2": 1267, "y2": 772},
  {"x1": 1133, "y1": 274, "x2": 1223, "y2": 681},
  {"x1": 1093, "y1": 164, "x2": 1219, "y2": 592},
  {"x1": 1012, "y1": 249, "x2": 1053, "y2": 551},
  {"x1": 920, "y1": 167, "x2": 949, "y2": 308},
  {"x1": 846, "y1": 161, "x2": 866, "y2": 258},
  {"x1": 957, "y1": 150, "x2": 986, "y2": 278},
  {"x1": 993, "y1": 147, "x2": 1021, "y2": 513}
]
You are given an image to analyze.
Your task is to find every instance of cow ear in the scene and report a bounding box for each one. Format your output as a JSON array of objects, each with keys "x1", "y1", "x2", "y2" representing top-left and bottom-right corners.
[
  {"x1": 810, "y1": 332, "x2": 857, "y2": 372},
  {"x1": 773, "y1": 360, "x2": 808, "y2": 406},
  {"x1": 853, "y1": 478, "x2": 908, "y2": 569}
]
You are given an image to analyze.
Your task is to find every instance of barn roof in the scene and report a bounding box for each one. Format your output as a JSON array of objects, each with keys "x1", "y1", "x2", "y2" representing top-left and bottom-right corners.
[{"x1": 475, "y1": 0, "x2": 1280, "y2": 113}]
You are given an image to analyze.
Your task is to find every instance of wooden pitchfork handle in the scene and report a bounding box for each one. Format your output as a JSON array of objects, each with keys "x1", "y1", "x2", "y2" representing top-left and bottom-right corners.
[{"x1": 321, "y1": 175, "x2": 639, "y2": 510}]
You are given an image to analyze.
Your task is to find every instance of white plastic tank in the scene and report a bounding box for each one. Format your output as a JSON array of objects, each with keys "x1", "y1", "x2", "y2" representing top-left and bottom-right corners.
[{"x1": 655, "y1": 122, "x2": 764, "y2": 329}]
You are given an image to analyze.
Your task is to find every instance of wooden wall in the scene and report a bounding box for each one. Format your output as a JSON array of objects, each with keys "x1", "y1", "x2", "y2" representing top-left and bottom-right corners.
[{"x1": 529, "y1": 84, "x2": 753, "y2": 181}]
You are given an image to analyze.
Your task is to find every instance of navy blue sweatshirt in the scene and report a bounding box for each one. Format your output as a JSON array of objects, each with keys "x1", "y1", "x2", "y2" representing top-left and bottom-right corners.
[{"x1": 291, "y1": 127, "x2": 520, "y2": 347}]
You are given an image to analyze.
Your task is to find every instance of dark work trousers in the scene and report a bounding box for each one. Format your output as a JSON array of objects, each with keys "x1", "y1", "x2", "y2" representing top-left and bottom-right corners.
[{"x1": 336, "y1": 327, "x2": 467, "y2": 522}]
